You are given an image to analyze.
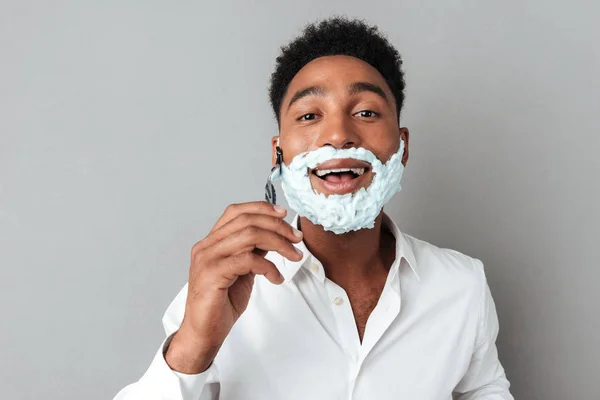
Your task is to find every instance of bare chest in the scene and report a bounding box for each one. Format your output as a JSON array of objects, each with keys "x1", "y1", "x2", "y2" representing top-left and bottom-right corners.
[{"x1": 346, "y1": 286, "x2": 385, "y2": 342}]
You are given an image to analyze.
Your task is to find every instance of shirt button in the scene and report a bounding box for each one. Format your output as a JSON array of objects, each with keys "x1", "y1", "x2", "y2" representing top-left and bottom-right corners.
[
  {"x1": 310, "y1": 263, "x2": 319, "y2": 273},
  {"x1": 333, "y1": 297, "x2": 344, "y2": 306}
]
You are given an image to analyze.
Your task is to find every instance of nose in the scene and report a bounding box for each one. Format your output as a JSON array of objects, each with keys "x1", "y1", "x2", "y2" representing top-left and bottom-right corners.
[{"x1": 315, "y1": 112, "x2": 361, "y2": 149}]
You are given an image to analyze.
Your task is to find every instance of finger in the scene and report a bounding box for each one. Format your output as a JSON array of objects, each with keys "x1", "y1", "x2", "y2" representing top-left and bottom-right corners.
[
  {"x1": 214, "y1": 252, "x2": 284, "y2": 286},
  {"x1": 202, "y1": 213, "x2": 303, "y2": 250},
  {"x1": 210, "y1": 225, "x2": 303, "y2": 262},
  {"x1": 211, "y1": 202, "x2": 287, "y2": 234}
]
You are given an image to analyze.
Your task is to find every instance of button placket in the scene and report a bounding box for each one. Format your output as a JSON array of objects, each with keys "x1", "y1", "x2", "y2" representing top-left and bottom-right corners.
[
  {"x1": 325, "y1": 280, "x2": 361, "y2": 365},
  {"x1": 348, "y1": 355, "x2": 362, "y2": 400},
  {"x1": 307, "y1": 258, "x2": 325, "y2": 282},
  {"x1": 310, "y1": 262, "x2": 319, "y2": 273}
]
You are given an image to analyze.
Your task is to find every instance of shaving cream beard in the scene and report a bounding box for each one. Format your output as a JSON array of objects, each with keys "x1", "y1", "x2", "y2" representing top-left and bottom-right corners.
[{"x1": 279, "y1": 140, "x2": 405, "y2": 234}]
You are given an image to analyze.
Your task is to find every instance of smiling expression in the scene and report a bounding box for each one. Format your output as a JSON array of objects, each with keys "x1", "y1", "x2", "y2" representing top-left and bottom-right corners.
[{"x1": 272, "y1": 55, "x2": 410, "y2": 196}]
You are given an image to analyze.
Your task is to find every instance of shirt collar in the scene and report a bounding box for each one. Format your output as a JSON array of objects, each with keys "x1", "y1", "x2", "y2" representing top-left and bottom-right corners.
[
  {"x1": 279, "y1": 216, "x2": 312, "y2": 283},
  {"x1": 382, "y1": 212, "x2": 420, "y2": 282},
  {"x1": 280, "y1": 213, "x2": 420, "y2": 283}
]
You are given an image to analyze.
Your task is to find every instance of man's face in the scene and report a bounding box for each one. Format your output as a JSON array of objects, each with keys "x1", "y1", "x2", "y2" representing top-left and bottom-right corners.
[{"x1": 272, "y1": 55, "x2": 409, "y2": 196}]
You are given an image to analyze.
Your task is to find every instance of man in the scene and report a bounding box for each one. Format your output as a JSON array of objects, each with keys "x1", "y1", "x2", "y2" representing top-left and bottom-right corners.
[{"x1": 115, "y1": 17, "x2": 513, "y2": 399}]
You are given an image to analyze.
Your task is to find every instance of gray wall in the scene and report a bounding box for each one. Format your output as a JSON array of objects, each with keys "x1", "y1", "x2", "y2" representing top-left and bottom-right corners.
[{"x1": 1, "y1": 1, "x2": 598, "y2": 399}]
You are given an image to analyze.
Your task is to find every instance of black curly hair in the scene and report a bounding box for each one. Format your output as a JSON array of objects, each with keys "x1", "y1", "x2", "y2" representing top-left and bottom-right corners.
[{"x1": 268, "y1": 16, "x2": 405, "y2": 126}]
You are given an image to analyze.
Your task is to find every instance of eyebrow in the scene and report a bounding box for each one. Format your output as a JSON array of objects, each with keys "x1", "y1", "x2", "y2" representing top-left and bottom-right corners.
[
  {"x1": 286, "y1": 81, "x2": 389, "y2": 112},
  {"x1": 347, "y1": 82, "x2": 389, "y2": 103},
  {"x1": 286, "y1": 86, "x2": 326, "y2": 111}
]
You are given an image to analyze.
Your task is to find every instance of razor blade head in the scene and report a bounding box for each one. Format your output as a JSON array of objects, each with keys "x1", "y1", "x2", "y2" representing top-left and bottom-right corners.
[{"x1": 265, "y1": 146, "x2": 283, "y2": 205}]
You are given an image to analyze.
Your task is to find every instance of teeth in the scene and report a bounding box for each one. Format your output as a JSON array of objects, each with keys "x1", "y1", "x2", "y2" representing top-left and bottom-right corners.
[{"x1": 315, "y1": 168, "x2": 365, "y2": 177}]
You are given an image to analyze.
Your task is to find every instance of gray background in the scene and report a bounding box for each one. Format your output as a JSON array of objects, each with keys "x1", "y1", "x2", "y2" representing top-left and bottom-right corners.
[{"x1": 1, "y1": 0, "x2": 598, "y2": 399}]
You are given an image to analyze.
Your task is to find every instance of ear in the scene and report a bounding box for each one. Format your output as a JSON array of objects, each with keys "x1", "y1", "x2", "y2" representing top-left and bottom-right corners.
[
  {"x1": 271, "y1": 136, "x2": 280, "y2": 167},
  {"x1": 399, "y1": 127, "x2": 409, "y2": 166}
]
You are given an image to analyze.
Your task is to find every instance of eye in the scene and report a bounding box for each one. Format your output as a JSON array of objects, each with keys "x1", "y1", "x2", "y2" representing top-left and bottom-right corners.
[
  {"x1": 355, "y1": 110, "x2": 379, "y2": 118},
  {"x1": 298, "y1": 113, "x2": 317, "y2": 121}
]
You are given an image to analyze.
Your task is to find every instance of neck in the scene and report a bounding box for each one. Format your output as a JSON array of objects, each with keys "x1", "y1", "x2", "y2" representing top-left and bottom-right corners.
[{"x1": 298, "y1": 211, "x2": 395, "y2": 286}]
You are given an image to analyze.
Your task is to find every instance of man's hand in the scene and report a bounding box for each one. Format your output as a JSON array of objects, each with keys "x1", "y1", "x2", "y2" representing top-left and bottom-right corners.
[{"x1": 165, "y1": 202, "x2": 303, "y2": 374}]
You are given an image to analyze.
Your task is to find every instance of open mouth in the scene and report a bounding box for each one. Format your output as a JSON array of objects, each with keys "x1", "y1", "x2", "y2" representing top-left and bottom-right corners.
[
  {"x1": 313, "y1": 167, "x2": 367, "y2": 183},
  {"x1": 309, "y1": 159, "x2": 372, "y2": 195}
]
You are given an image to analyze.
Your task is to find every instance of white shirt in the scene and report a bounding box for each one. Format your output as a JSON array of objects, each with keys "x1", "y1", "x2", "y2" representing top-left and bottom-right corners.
[{"x1": 114, "y1": 214, "x2": 513, "y2": 400}]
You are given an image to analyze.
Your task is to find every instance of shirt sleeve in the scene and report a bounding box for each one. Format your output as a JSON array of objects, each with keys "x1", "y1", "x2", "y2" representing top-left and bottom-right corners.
[
  {"x1": 452, "y1": 260, "x2": 514, "y2": 400},
  {"x1": 113, "y1": 284, "x2": 220, "y2": 400}
]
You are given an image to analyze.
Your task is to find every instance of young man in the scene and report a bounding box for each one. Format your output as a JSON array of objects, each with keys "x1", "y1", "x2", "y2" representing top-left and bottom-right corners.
[{"x1": 115, "y1": 17, "x2": 513, "y2": 400}]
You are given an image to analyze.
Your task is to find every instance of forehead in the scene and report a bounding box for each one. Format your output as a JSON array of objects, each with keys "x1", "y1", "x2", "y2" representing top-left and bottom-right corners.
[{"x1": 285, "y1": 55, "x2": 391, "y2": 96}]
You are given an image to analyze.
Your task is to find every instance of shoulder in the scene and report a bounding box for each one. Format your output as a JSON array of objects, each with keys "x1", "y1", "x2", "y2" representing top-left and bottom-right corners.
[{"x1": 402, "y1": 232, "x2": 486, "y2": 289}]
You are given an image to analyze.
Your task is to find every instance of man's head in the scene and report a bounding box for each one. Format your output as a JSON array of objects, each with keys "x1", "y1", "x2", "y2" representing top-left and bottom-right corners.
[
  {"x1": 269, "y1": 17, "x2": 406, "y2": 125},
  {"x1": 267, "y1": 17, "x2": 409, "y2": 233}
]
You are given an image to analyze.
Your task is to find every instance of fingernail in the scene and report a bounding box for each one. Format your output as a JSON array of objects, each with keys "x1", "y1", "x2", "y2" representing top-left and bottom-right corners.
[
  {"x1": 274, "y1": 205, "x2": 286, "y2": 214},
  {"x1": 295, "y1": 247, "x2": 303, "y2": 257},
  {"x1": 292, "y1": 227, "x2": 303, "y2": 238}
]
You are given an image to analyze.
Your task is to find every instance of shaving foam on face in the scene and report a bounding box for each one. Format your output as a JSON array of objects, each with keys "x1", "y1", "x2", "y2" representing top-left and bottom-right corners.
[{"x1": 276, "y1": 141, "x2": 405, "y2": 234}]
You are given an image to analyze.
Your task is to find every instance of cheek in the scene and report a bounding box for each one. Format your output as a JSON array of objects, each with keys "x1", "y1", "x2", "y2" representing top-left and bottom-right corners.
[
  {"x1": 280, "y1": 135, "x2": 312, "y2": 165},
  {"x1": 371, "y1": 135, "x2": 401, "y2": 163}
]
